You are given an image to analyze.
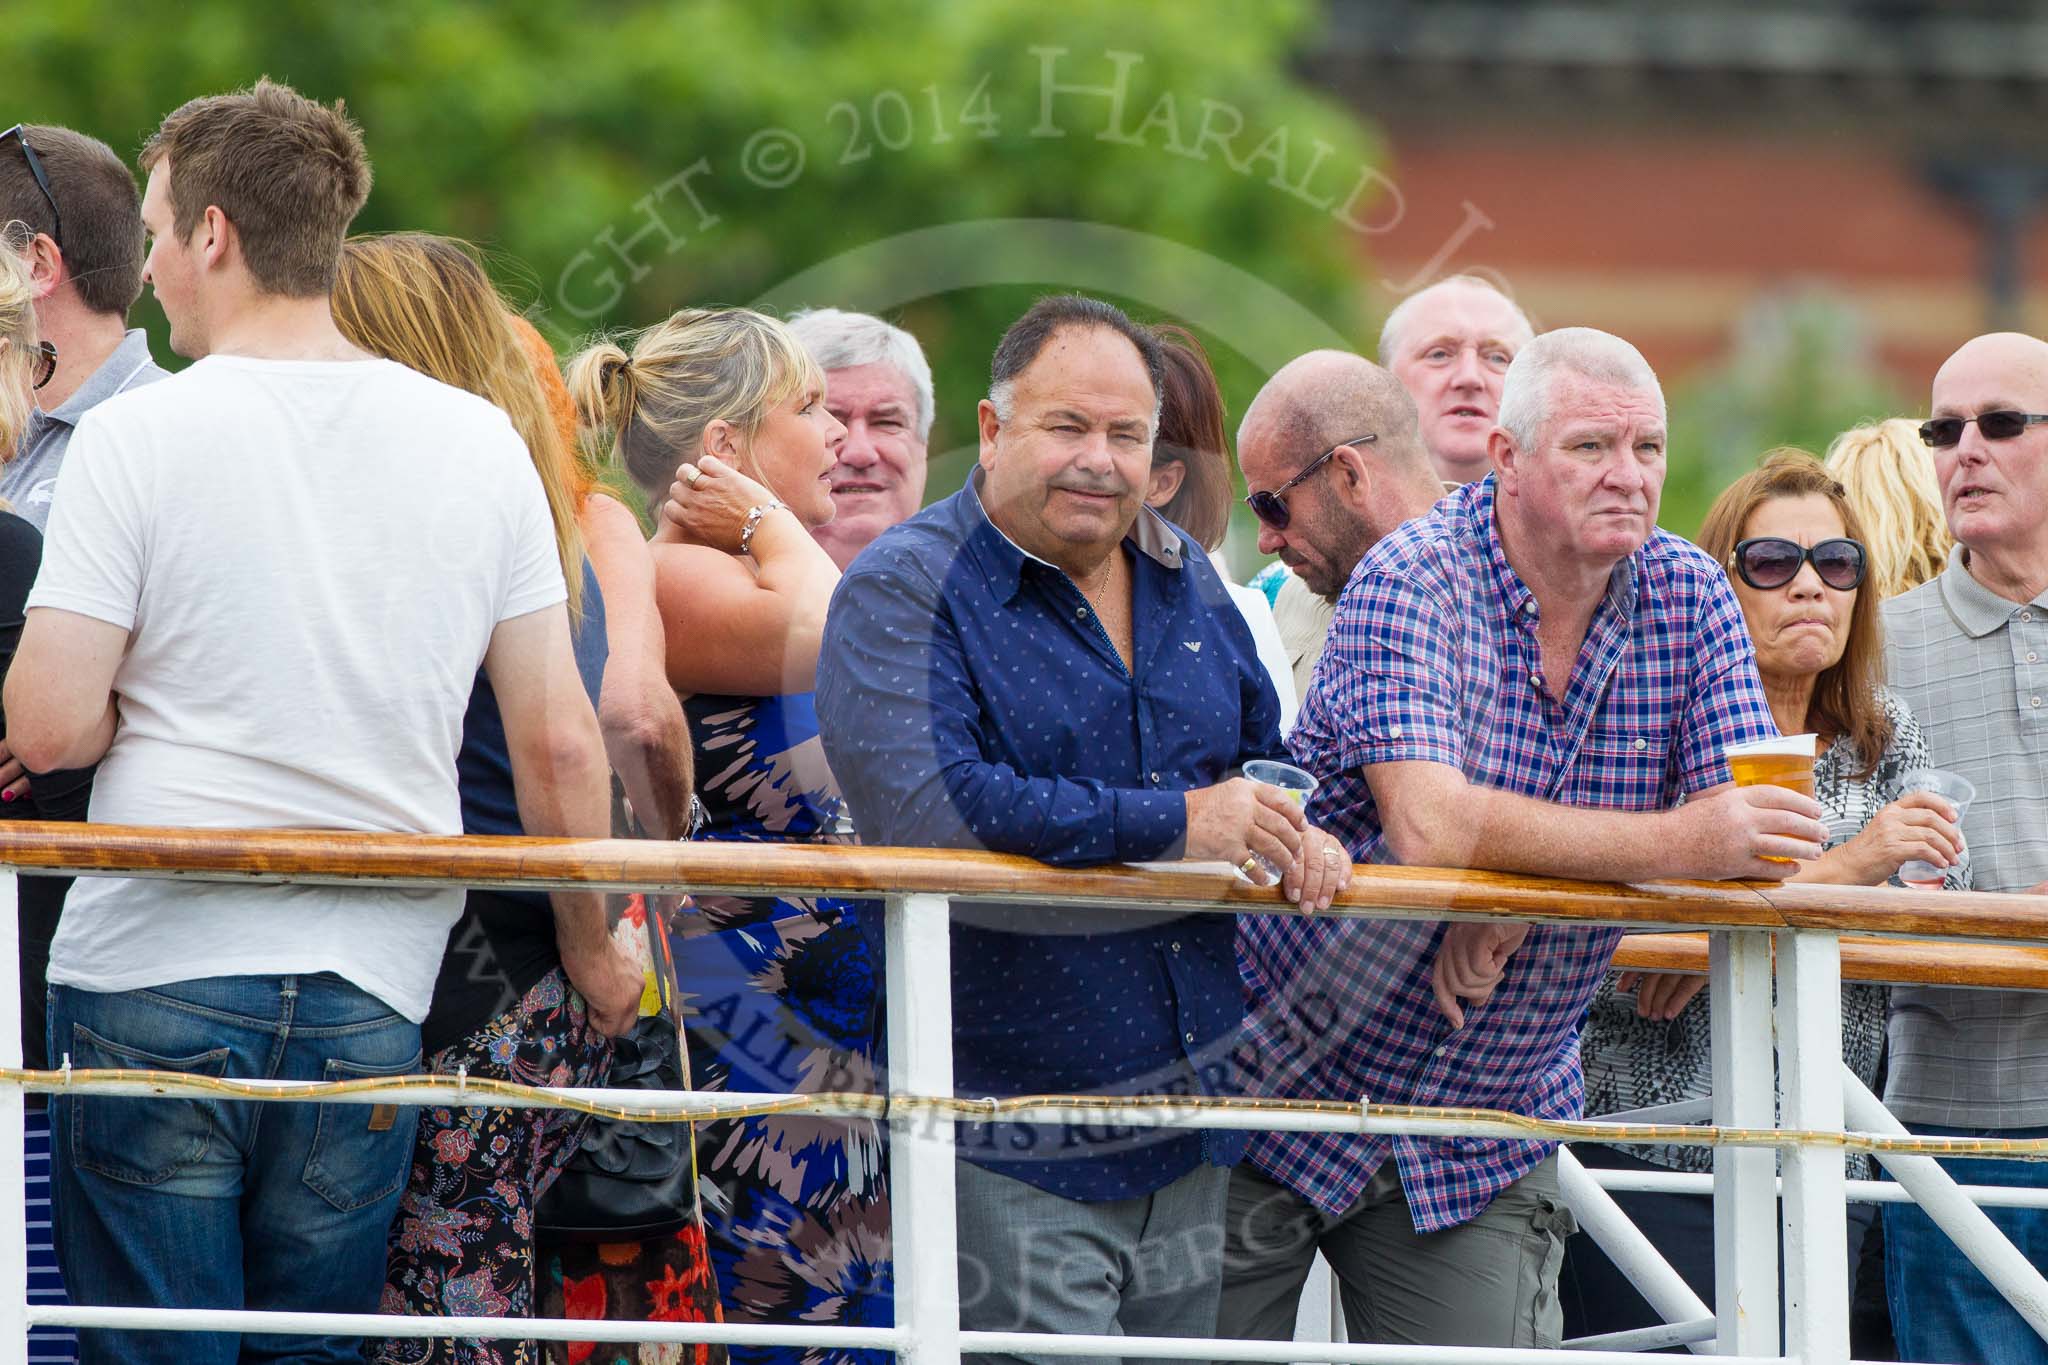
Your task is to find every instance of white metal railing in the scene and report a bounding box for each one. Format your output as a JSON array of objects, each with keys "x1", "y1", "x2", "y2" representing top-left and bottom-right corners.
[{"x1": 2, "y1": 826, "x2": 2048, "y2": 1365}]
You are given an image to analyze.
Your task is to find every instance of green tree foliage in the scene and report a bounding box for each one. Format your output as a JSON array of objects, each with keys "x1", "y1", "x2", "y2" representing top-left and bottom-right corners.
[{"x1": 8, "y1": 0, "x2": 1381, "y2": 524}]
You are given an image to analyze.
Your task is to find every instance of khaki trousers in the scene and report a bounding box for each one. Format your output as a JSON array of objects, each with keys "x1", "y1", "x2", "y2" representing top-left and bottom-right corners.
[{"x1": 1214, "y1": 1153, "x2": 1576, "y2": 1351}]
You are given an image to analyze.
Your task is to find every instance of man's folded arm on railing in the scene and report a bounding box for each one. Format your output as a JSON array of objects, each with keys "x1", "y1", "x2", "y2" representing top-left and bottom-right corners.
[
  {"x1": 814, "y1": 558, "x2": 1348, "y2": 908},
  {"x1": 4, "y1": 607, "x2": 125, "y2": 775},
  {"x1": 483, "y1": 604, "x2": 641, "y2": 1038}
]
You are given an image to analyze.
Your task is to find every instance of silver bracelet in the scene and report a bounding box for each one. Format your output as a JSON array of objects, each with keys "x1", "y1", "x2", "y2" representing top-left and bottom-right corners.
[{"x1": 738, "y1": 500, "x2": 785, "y2": 556}]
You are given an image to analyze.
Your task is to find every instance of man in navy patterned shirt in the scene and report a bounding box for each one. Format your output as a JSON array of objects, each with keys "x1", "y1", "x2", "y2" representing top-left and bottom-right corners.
[
  {"x1": 818, "y1": 294, "x2": 1351, "y2": 1360},
  {"x1": 1217, "y1": 328, "x2": 1825, "y2": 1351}
]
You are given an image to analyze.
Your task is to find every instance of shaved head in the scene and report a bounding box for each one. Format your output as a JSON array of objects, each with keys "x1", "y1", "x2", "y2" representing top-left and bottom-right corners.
[
  {"x1": 1237, "y1": 350, "x2": 1432, "y2": 482},
  {"x1": 1238, "y1": 349, "x2": 1442, "y2": 600},
  {"x1": 1934, "y1": 332, "x2": 2048, "y2": 406},
  {"x1": 1929, "y1": 331, "x2": 2048, "y2": 582}
]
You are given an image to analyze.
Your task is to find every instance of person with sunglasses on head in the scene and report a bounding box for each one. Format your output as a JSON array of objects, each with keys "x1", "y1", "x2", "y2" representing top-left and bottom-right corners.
[
  {"x1": 1221, "y1": 329, "x2": 1822, "y2": 1354},
  {"x1": 0, "y1": 127, "x2": 165, "y2": 973},
  {"x1": 1560, "y1": 449, "x2": 1963, "y2": 1353},
  {"x1": 0, "y1": 125, "x2": 166, "y2": 532},
  {"x1": 1236, "y1": 350, "x2": 1447, "y2": 705},
  {"x1": 1878, "y1": 333, "x2": 2048, "y2": 1365}
]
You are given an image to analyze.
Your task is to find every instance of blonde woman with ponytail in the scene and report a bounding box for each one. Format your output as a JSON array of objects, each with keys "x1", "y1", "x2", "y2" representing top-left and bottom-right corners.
[
  {"x1": 567, "y1": 307, "x2": 845, "y2": 697},
  {"x1": 568, "y1": 309, "x2": 893, "y2": 1356},
  {"x1": 1824, "y1": 417, "x2": 1956, "y2": 599}
]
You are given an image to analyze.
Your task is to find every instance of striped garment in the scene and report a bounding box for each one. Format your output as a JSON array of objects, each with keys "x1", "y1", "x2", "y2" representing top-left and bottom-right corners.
[
  {"x1": 1236, "y1": 476, "x2": 1777, "y2": 1232},
  {"x1": 26, "y1": 1107, "x2": 77, "y2": 1364}
]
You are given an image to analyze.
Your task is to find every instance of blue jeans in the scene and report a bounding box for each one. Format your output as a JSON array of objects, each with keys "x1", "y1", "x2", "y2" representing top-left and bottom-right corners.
[
  {"x1": 1884, "y1": 1122, "x2": 2048, "y2": 1364},
  {"x1": 48, "y1": 975, "x2": 421, "y2": 1365}
]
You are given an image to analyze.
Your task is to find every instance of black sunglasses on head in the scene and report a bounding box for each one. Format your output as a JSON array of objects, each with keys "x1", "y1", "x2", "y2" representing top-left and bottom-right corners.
[
  {"x1": 1730, "y1": 536, "x2": 1867, "y2": 592},
  {"x1": 1918, "y1": 410, "x2": 2048, "y2": 448},
  {"x1": 0, "y1": 126, "x2": 61, "y2": 248},
  {"x1": 1244, "y1": 432, "x2": 1376, "y2": 530}
]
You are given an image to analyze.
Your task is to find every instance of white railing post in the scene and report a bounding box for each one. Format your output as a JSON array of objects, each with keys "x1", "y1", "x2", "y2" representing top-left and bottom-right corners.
[
  {"x1": 0, "y1": 869, "x2": 25, "y2": 1365},
  {"x1": 886, "y1": 893, "x2": 959, "y2": 1365},
  {"x1": 1556, "y1": 1147, "x2": 1715, "y2": 1353},
  {"x1": 1776, "y1": 928, "x2": 1849, "y2": 1363},
  {"x1": 1710, "y1": 928, "x2": 1779, "y2": 1356}
]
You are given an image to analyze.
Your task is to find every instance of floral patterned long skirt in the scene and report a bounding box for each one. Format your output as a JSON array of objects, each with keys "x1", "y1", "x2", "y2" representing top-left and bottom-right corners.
[{"x1": 372, "y1": 968, "x2": 615, "y2": 1365}]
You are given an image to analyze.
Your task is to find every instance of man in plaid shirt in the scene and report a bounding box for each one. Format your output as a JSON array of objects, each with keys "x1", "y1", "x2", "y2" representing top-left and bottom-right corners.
[{"x1": 1218, "y1": 328, "x2": 1826, "y2": 1351}]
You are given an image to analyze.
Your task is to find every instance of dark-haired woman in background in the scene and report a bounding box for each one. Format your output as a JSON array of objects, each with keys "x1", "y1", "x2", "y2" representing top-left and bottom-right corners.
[{"x1": 1145, "y1": 324, "x2": 1297, "y2": 729}]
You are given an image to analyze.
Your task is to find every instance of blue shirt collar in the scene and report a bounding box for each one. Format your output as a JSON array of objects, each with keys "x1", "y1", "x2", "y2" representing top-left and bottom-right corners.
[{"x1": 958, "y1": 466, "x2": 1185, "y2": 603}]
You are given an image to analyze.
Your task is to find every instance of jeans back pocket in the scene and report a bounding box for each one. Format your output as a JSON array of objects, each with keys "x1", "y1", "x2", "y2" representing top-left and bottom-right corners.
[
  {"x1": 302, "y1": 1052, "x2": 423, "y2": 1213},
  {"x1": 66, "y1": 1023, "x2": 232, "y2": 1187}
]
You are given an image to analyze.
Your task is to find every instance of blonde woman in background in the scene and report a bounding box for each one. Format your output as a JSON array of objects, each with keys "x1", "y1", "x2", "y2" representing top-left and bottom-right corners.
[
  {"x1": 570, "y1": 310, "x2": 892, "y2": 1365},
  {"x1": 1826, "y1": 417, "x2": 1955, "y2": 598},
  {"x1": 0, "y1": 234, "x2": 79, "y2": 1365},
  {"x1": 331, "y1": 233, "x2": 716, "y2": 1363},
  {"x1": 0, "y1": 229, "x2": 45, "y2": 452}
]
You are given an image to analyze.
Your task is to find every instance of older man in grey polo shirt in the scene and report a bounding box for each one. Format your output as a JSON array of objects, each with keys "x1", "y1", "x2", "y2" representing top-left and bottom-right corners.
[{"x1": 1882, "y1": 330, "x2": 2048, "y2": 1365}]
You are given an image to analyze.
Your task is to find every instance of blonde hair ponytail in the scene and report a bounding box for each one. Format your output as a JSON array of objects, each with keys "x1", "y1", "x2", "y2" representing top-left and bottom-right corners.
[
  {"x1": 565, "y1": 307, "x2": 822, "y2": 510},
  {"x1": 1824, "y1": 418, "x2": 1954, "y2": 599}
]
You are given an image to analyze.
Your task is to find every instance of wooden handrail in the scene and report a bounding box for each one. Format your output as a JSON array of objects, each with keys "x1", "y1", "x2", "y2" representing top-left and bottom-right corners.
[
  {"x1": 3, "y1": 820, "x2": 2048, "y2": 947},
  {"x1": 1613, "y1": 932, "x2": 2048, "y2": 991}
]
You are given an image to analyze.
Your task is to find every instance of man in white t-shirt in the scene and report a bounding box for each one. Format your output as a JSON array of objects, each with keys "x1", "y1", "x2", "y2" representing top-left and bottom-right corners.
[{"x1": 4, "y1": 80, "x2": 636, "y2": 1361}]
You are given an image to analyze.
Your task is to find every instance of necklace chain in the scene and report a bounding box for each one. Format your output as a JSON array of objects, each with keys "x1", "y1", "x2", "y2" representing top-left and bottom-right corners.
[{"x1": 1077, "y1": 553, "x2": 1115, "y2": 605}]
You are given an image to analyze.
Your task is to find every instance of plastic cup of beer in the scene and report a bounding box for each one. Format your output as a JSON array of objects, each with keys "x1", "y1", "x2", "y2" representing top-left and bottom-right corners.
[
  {"x1": 1726, "y1": 734, "x2": 1819, "y2": 863},
  {"x1": 1242, "y1": 760, "x2": 1318, "y2": 882},
  {"x1": 1896, "y1": 767, "x2": 1974, "y2": 890}
]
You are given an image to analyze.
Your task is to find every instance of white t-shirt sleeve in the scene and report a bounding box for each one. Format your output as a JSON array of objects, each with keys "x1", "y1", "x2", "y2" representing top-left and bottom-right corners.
[
  {"x1": 496, "y1": 436, "x2": 568, "y2": 623},
  {"x1": 24, "y1": 412, "x2": 146, "y2": 630}
]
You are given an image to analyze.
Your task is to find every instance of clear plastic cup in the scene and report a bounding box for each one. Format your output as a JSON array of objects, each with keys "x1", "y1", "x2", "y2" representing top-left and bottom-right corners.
[
  {"x1": 1242, "y1": 760, "x2": 1318, "y2": 882},
  {"x1": 1897, "y1": 768, "x2": 1974, "y2": 889}
]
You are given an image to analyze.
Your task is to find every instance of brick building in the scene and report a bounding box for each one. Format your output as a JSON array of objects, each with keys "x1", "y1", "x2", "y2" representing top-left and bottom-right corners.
[{"x1": 1306, "y1": 1, "x2": 2048, "y2": 391}]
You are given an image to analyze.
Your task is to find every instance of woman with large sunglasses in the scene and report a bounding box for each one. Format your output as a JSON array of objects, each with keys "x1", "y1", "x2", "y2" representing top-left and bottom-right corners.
[{"x1": 1561, "y1": 448, "x2": 1966, "y2": 1351}]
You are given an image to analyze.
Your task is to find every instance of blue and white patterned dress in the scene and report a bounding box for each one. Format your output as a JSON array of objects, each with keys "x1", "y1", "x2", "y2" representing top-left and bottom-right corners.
[{"x1": 676, "y1": 690, "x2": 890, "y2": 1365}]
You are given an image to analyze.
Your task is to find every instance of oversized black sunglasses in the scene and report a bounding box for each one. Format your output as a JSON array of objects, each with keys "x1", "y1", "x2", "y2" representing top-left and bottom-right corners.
[
  {"x1": 1918, "y1": 410, "x2": 2048, "y2": 448},
  {"x1": 0, "y1": 126, "x2": 61, "y2": 248},
  {"x1": 1244, "y1": 432, "x2": 1376, "y2": 530},
  {"x1": 1730, "y1": 536, "x2": 1867, "y2": 592}
]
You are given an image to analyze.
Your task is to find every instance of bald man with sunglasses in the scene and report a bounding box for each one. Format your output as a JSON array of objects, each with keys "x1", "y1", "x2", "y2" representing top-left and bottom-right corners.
[
  {"x1": 1237, "y1": 352, "x2": 1447, "y2": 701},
  {"x1": 1881, "y1": 332, "x2": 2048, "y2": 1365}
]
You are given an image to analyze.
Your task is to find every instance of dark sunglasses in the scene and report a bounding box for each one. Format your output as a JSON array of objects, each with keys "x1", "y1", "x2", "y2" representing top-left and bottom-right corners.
[
  {"x1": 0, "y1": 126, "x2": 61, "y2": 248},
  {"x1": 1244, "y1": 432, "x2": 1376, "y2": 530},
  {"x1": 28, "y1": 339, "x2": 54, "y2": 390},
  {"x1": 1918, "y1": 410, "x2": 2048, "y2": 448},
  {"x1": 1730, "y1": 536, "x2": 1867, "y2": 592}
]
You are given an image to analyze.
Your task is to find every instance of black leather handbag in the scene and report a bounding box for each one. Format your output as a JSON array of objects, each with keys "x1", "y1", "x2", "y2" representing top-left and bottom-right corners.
[{"x1": 535, "y1": 896, "x2": 703, "y2": 1242}]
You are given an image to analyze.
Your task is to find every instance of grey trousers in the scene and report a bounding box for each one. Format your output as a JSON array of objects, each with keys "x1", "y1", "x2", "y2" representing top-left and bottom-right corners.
[
  {"x1": 1214, "y1": 1154, "x2": 1577, "y2": 1350},
  {"x1": 955, "y1": 1158, "x2": 1233, "y2": 1365}
]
